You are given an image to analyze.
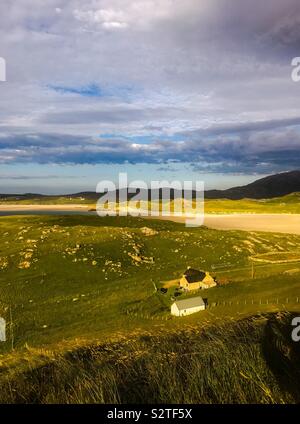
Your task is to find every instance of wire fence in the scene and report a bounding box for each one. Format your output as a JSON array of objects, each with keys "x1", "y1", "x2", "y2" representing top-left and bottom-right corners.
[
  {"x1": 125, "y1": 297, "x2": 300, "y2": 321},
  {"x1": 206, "y1": 297, "x2": 299, "y2": 308}
]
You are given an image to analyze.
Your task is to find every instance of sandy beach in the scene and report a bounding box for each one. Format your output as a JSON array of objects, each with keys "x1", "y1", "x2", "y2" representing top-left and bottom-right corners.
[
  {"x1": 204, "y1": 214, "x2": 300, "y2": 234},
  {"x1": 0, "y1": 204, "x2": 89, "y2": 211},
  {"x1": 0, "y1": 205, "x2": 299, "y2": 234},
  {"x1": 153, "y1": 213, "x2": 300, "y2": 235}
]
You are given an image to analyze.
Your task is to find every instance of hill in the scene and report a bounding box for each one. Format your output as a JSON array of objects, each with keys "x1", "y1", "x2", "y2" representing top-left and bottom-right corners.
[
  {"x1": 205, "y1": 170, "x2": 300, "y2": 199},
  {"x1": 204, "y1": 192, "x2": 300, "y2": 214},
  {"x1": 0, "y1": 215, "x2": 300, "y2": 403},
  {"x1": 1, "y1": 214, "x2": 300, "y2": 351},
  {"x1": 1, "y1": 170, "x2": 300, "y2": 203}
]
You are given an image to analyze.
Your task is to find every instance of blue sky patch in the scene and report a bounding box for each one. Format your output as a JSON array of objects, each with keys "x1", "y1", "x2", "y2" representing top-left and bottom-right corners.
[{"x1": 49, "y1": 84, "x2": 104, "y2": 97}]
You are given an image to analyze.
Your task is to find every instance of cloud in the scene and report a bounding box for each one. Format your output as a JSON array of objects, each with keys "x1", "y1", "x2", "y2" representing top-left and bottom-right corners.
[
  {"x1": 0, "y1": 124, "x2": 300, "y2": 177},
  {"x1": 49, "y1": 84, "x2": 104, "y2": 97},
  {"x1": 179, "y1": 117, "x2": 300, "y2": 138},
  {"x1": 39, "y1": 105, "x2": 180, "y2": 125},
  {"x1": 0, "y1": 174, "x2": 79, "y2": 180},
  {"x1": 1, "y1": 0, "x2": 300, "y2": 176}
]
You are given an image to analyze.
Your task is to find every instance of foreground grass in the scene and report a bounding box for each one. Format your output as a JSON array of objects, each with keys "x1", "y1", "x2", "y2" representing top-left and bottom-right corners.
[{"x1": 0, "y1": 312, "x2": 299, "y2": 403}]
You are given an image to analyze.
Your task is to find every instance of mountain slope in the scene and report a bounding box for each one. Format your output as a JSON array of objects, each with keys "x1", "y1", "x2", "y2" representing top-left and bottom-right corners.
[
  {"x1": 1, "y1": 170, "x2": 300, "y2": 201},
  {"x1": 205, "y1": 170, "x2": 300, "y2": 199}
]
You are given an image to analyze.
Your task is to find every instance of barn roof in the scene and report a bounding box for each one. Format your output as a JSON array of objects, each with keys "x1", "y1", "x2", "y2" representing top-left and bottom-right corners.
[
  {"x1": 183, "y1": 268, "x2": 206, "y2": 283},
  {"x1": 173, "y1": 296, "x2": 205, "y2": 311}
]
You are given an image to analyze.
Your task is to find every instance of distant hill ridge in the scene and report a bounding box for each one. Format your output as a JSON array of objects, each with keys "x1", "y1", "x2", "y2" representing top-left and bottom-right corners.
[
  {"x1": 0, "y1": 170, "x2": 300, "y2": 201},
  {"x1": 205, "y1": 170, "x2": 300, "y2": 200}
]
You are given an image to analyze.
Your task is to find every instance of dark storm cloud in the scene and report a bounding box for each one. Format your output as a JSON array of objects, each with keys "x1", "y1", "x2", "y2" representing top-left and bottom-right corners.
[
  {"x1": 1, "y1": 125, "x2": 300, "y2": 176},
  {"x1": 179, "y1": 117, "x2": 300, "y2": 139}
]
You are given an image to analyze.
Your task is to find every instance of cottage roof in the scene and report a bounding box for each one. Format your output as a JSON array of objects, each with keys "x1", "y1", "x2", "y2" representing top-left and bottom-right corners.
[
  {"x1": 173, "y1": 296, "x2": 205, "y2": 311},
  {"x1": 183, "y1": 268, "x2": 206, "y2": 283}
]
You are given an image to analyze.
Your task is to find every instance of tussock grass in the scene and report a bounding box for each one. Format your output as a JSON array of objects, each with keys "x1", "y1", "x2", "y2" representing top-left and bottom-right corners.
[{"x1": 0, "y1": 313, "x2": 299, "y2": 404}]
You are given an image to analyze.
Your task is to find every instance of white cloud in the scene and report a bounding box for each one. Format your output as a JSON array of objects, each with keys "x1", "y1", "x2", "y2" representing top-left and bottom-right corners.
[
  {"x1": 102, "y1": 21, "x2": 128, "y2": 29},
  {"x1": 73, "y1": 7, "x2": 128, "y2": 29},
  {"x1": 0, "y1": 0, "x2": 300, "y2": 173}
]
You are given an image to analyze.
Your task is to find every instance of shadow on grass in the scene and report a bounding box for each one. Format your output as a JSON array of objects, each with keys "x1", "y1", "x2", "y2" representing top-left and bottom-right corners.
[
  {"x1": 1, "y1": 313, "x2": 300, "y2": 404},
  {"x1": 262, "y1": 311, "x2": 300, "y2": 402},
  {"x1": 11, "y1": 215, "x2": 194, "y2": 232}
]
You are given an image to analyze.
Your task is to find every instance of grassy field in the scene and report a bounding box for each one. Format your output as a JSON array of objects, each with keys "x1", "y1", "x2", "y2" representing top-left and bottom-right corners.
[
  {"x1": 0, "y1": 196, "x2": 92, "y2": 205},
  {"x1": 0, "y1": 214, "x2": 300, "y2": 402},
  {"x1": 1, "y1": 192, "x2": 300, "y2": 214},
  {"x1": 204, "y1": 192, "x2": 300, "y2": 214},
  {"x1": 0, "y1": 312, "x2": 300, "y2": 403}
]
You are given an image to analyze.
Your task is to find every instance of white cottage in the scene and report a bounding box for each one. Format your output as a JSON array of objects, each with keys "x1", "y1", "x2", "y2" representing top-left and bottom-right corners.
[{"x1": 171, "y1": 296, "x2": 205, "y2": 317}]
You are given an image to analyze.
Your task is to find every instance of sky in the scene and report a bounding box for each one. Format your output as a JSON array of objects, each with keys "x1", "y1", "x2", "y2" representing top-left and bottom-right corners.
[{"x1": 0, "y1": 0, "x2": 300, "y2": 194}]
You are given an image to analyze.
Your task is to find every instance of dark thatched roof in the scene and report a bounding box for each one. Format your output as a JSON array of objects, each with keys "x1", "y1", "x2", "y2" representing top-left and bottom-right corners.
[{"x1": 183, "y1": 268, "x2": 206, "y2": 284}]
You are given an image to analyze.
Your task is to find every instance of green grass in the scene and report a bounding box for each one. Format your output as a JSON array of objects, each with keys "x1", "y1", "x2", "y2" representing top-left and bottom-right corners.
[
  {"x1": 0, "y1": 312, "x2": 300, "y2": 403},
  {"x1": 204, "y1": 192, "x2": 300, "y2": 214},
  {"x1": 252, "y1": 251, "x2": 300, "y2": 263},
  {"x1": 88, "y1": 192, "x2": 300, "y2": 214},
  {"x1": 0, "y1": 214, "x2": 300, "y2": 350},
  {"x1": 0, "y1": 196, "x2": 92, "y2": 205},
  {"x1": 0, "y1": 214, "x2": 300, "y2": 403},
  {"x1": 1, "y1": 192, "x2": 300, "y2": 214}
]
